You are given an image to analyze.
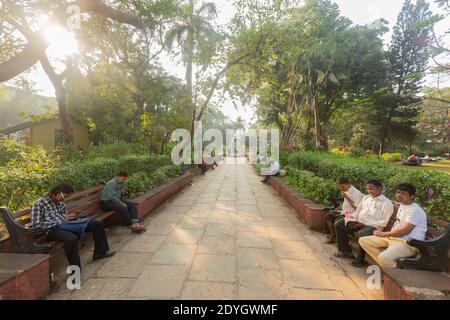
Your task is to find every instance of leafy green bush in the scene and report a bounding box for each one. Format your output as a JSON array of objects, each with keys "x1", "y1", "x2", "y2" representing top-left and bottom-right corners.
[
  {"x1": 279, "y1": 151, "x2": 290, "y2": 166},
  {"x1": 330, "y1": 146, "x2": 351, "y2": 156},
  {"x1": 125, "y1": 165, "x2": 181, "y2": 198},
  {"x1": 380, "y1": 152, "x2": 402, "y2": 162},
  {"x1": 254, "y1": 162, "x2": 270, "y2": 175},
  {"x1": 283, "y1": 166, "x2": 340, "y2": 205},
  {"x1": 285, "y1": 151, "x2": 450, "y2": 220},
  {"x1": 54, "y1": 143, "x2": 149, "y2": 163},
  {"x1": 0, "y1": 139, "x2": 53, "y2": 167}
]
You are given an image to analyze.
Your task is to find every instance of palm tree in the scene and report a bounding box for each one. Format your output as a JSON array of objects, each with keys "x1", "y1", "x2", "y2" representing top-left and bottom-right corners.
[
  {"x1": 231, "y1": 116, "x2": 246, "y2": 132},
  {"x1": 165, "y1": 0, "x2": 218, "y2": 135}
]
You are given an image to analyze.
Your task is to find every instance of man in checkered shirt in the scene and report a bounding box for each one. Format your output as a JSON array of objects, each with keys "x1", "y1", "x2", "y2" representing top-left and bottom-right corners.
[{"x1": 31, "y1": 183, "x2": 115, "y2": 271}]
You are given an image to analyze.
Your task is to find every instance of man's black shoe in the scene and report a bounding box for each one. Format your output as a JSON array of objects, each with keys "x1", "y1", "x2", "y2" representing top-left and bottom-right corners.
[
  {"x1": 351, "y1": 260, "x2": 368, "y2": 268},
  {"x1": 93, "y1": 251, "x2": 116, "y2": 261}
]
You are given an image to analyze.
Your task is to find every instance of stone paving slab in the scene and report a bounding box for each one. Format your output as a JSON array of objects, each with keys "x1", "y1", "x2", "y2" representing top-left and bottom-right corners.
[
  {"x1": 189, "y1": 255, "x2": 237, "y2": 283},
  {"x1": 165, "y1": 228, "x2": 204, "y2": 244},
  {"x1": 288, "y1": 288, "x2": 345, "y2": 300},
  {"x1": 279, "y1": 259, "x2": 335, "y2": 290},
  {"x1": 237, "y1": 247, "x2": 280, "y2": 271},
  {"x1": 150, "y1": 244, "x2": 197, "y2": 265},
  {"x1": 180, "y1": 281, "x2": 237, "y2": 300},
  {"x1": 238, "y1": 269, "x2": 290, "y2": 300},
  {"x1": 198, "y1": 237, "x2": 235, "y2": 256},
  {"x1": 96, "y1": 252, "x2": 153, "y2": 278},
  {"x1": 70, "y1": 278, "x2": 133, "y2": 300},
  {"x1": 236, "y1": 231, "x2": 273, "y2": 249},
  {"x1": 127, "y1": 265, "x2": 189, "y2": 299},
  {"x1": 121, "y1": 235, "x2": 166, "y2": 253}
]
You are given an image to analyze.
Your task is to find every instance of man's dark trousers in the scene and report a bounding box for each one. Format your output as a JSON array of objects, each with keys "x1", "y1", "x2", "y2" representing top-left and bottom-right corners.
[
  {"x1": 100, "y1": 199, "x2": 138, "y2": 226},
  {"x1": 262, "y1": 172, "x2": 280, "y2": 184},
  {"x1": 335, "y1": 218, "x2": 376, "y2": 261},
  {"x1": 47, "y1": 220, "x2": 110, "y2": 269}
]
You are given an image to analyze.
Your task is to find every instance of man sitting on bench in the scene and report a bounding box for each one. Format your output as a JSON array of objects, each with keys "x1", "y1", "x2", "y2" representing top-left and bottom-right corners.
[
  {"x1": 333, "y1": 179, "x2": 394, "y2": 267},
  {"x1": 324, "y1": 177, "x2": 364, "y2": 244},
  {"x1": 261, "y1": 158, "x2": 280, "y2": 184},
  {"x1": 100, "y1": 171, "x2": 146, "y2": 234},
  {"x1": 359, "y1": 183, "x2": 427, "y2": 268},
  {"x1": 31, "y1": 183, "x2": 115, "y2": 272}
]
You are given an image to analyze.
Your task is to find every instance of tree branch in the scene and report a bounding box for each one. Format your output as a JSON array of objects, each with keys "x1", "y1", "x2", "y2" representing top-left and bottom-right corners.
[
  {"x1": 424, "y1": 96, "x2": 450, "y2": 104},
  {"x1": 0, "y1": 0, "x2": 146, "y2": 82},
  {"x1": 196, "y1": 34, "x2": 266, "y2": 121}
]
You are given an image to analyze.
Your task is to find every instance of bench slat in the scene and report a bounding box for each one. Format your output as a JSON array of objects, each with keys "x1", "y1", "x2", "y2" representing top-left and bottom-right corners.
[{"x1": 65, "y1": 185, "x2": 103, "y2": 202}]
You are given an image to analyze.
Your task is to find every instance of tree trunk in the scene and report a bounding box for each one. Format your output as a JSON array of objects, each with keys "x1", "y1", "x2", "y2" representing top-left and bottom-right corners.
[
  {"x1": 312, "y1": 95, "x2": 322, "y2": 150},
  {"x1": 378, "y1": 139, "x2": 385, "y2": 156},
  {"x1": 134, "y1": 94, "x2": 146, "y2": 117},
  {"x1": 39, "y1": 56, "x2": 72, "y2": 145},
  {"x1": 186, "y1": 14, "x2": 195, "y2": 147},
  {"x1": 444, "y1": 108, "x2": 449, "y2": 144},
  {"x1": 160, "y1": 132, "x2": 169, "y2": 155}
]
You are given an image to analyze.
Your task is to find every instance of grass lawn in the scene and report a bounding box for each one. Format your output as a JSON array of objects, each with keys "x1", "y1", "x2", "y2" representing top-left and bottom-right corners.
[{"x1": 392, "y1": 160, "x2": 450, "y2": 174}]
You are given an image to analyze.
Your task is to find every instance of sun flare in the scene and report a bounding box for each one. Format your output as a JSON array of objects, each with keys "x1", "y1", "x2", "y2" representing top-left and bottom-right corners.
[{"x1": 43, "y1": 25, "x2": 78, "y2": 58}]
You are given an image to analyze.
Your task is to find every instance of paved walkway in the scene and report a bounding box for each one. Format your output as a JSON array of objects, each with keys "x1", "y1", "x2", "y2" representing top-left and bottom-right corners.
[{"x1": 49, "y1": 159, "x2": 384, "y2": 300}]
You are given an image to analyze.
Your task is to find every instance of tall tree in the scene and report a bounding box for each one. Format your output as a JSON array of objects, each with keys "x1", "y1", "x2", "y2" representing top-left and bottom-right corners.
[
  {"x1": 165, "y1": 0, "x2": 219, "y2": 136},
  {"x1": 375, "y1": 0, "x2": 434, "y2": 154},
  {"x1": 225, "y1": 0, "x2": 387, "y2": 151}
]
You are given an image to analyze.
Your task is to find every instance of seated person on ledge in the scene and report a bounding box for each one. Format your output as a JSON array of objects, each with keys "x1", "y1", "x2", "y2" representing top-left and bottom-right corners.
[
  {"x1": 324, "y1": 177, "x2": 364, "y2": 244},
  {"x1": 256, "y1": 152, "x2": 265, "y2": 164},
  {"x1": 333, "y1": 179, "x2": 394, "y2": 268},
  {"x1": 359, "y1": 183, "x2": 427, "y2": 269},
  {"x1": 31, "y1": 183, "x2": 115, "y2": 272},
  {"x1": 100, "y1": 171, "x2": 146, "y2": 234},
  {"x1": 261, "y1": 158, "x2": 280, "y2": 184}
]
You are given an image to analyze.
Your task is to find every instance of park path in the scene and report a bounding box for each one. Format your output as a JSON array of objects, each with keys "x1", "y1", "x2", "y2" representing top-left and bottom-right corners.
[{"x1": 48, "y1": 158, "x2": 383, "y2": 300}]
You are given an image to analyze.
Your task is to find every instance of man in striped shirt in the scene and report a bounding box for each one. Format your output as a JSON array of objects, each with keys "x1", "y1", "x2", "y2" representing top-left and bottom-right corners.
[{"x1": 31, "y1": 183, "x2": 115, "y2": 271}]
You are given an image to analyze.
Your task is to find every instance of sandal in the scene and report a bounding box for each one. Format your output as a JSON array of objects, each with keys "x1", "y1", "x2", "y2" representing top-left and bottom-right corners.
[{"x1": 131, "y1": 223, "x2": 147, "y2": 234}]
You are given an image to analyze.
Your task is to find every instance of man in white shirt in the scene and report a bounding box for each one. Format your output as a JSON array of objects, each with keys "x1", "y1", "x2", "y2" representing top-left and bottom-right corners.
[
  {"x1": 325, "y1": 177, "x2": 364, "y2": 244},
  {"x1": 256, "y1": 152, "x2": 267, "y2": 165},
  {"x1": 333, "y1": 180, "x2": 394, "y2": 267},
  {"x1": 261, "y1": 159, "x2": 280, "y2": 184},
  {"x1": 359, "y1": 183, "x2": 427, "y2": 268}
]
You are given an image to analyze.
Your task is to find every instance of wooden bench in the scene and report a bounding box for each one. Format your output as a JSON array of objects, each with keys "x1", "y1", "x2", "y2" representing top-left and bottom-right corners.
[{"x1": 0, "y1": 185, "x2": 117, "y2": 254}]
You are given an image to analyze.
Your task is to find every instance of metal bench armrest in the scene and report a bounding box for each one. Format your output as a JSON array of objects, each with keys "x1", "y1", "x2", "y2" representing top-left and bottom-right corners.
[{"x1": 398, "y1": 225, "x2": 450, "y2": 272}]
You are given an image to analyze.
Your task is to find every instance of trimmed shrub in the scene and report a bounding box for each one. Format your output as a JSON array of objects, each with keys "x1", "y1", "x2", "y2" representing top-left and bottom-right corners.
[
  {"x1": 283, "y1": 166, "x2": 340, "y2": 205},
  {"x1": 380, "y1": 153, "x2": 402, "y2": 162},
  {"x1": 125, "y1": 165, "x2": 181, "y2": 198}
]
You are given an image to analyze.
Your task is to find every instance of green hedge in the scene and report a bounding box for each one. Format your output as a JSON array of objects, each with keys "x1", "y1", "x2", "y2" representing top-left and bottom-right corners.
[
  {"x1": 283, "y1": 166, "x2": 340, "y2": 205},
  {"x1": 126, "y1": 165, "x2": 182, "y2": 198},
  {"x1": 0, "y1": 154, "x2": 174, "y2": 212},
  {"x1": 285, "y1": 152, "x2": 450, "y2": 220}
]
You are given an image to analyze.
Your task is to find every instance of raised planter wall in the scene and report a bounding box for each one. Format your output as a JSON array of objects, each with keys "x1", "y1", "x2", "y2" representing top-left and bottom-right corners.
[
  {"x1": 269, "y1": 176, "x2": 326, "y2": 232},
  {"x1": 0, "y1": 253, "x2": 49, "y2": 300},
  {"x1": 383, "y1": 268, "x2": 450, "y2": 300},
  {"x1": 131, "y1": 172, "x2": 194, "y2": 220}
]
